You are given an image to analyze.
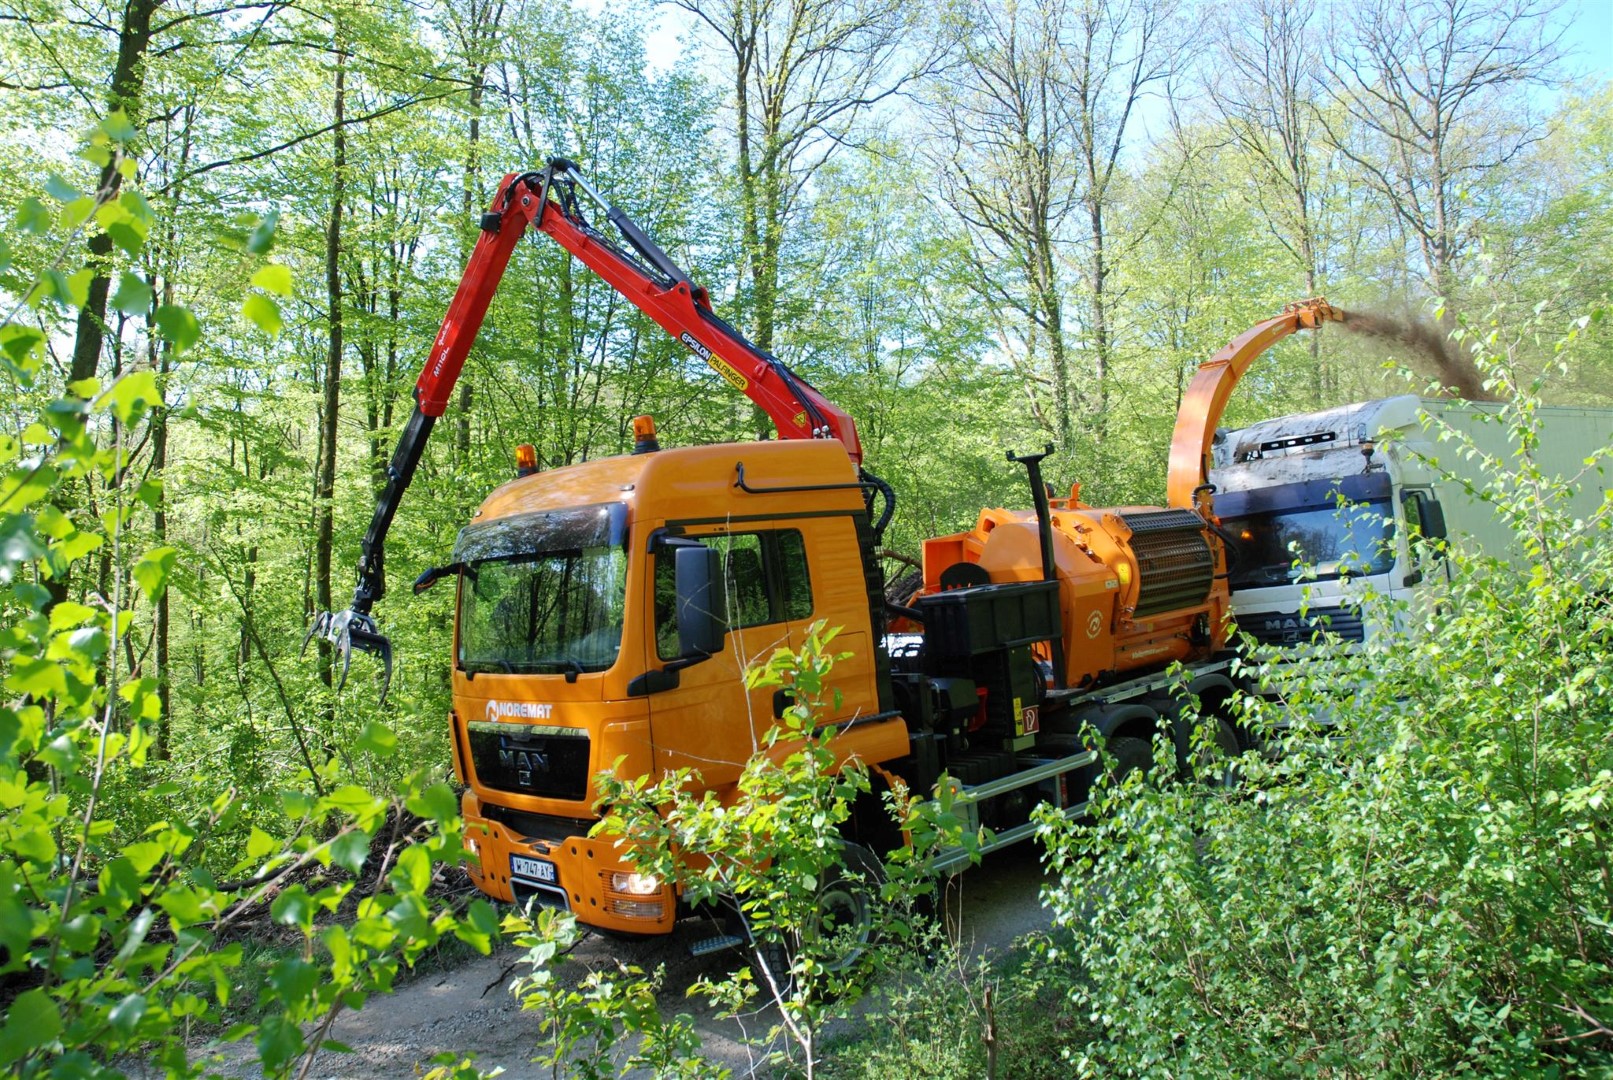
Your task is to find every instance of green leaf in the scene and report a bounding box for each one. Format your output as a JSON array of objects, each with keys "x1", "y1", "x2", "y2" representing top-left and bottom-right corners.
[
  {"x1": 44, "y1": 174, "x2": 81, "y2": 204},
  {"x1": 104, "y1": 217, "x2": 147, "y2": 257},
  {"x1": 47, "y1": 601, "x2": 99, "y2": 631},
  {"x1": 42, "y1": 268, "x2": 91, "y2": 309},
  {"x1": 67, "y1": 377, "x2": 100, "y2": 399},
  {"x1": 107, "y1": 993, "x2": 147, "y2": 1036},
  {"x1": 99, "y1": 109, "x2": 138, "y2": 143},
  {"x1": 110, "y1": 272, "x2": 153, "y2": 316},
  {"x1": 4, "y1": 657, "x2": 66, "y2": 700},
  {"x1": 132, "y1": 546, "x2": 177, "y2": 602},
  {"x1": 241, "y1": 292, "x2": 282, "y2": 335},
  {"x1": 59, "y1": 196, "x2": 96, "y2": 233},
  {"x1": 0, "y1": 325, "x2": 45, "y2": 383},
  {"x1": 13, "y1": 197, "x2": 51, "y2": 235},
  {"x1": 247, "y1": 827, "x2": 278, "y2": 860},
  {"x1": 392, "y1": 845, "x2": 432, "y2": 894},
  {"x1": 119, "y1": 188, "x2": 152, "y2": 226},
  {"x1": 406, "y1": 782, "x2": 459, "y2": 825},
  {"x1": 355, "y1": 722, "x2": 397, "y2": 755},
  {"x1": 270, "y1": 885, "x2": 314, "y2": 931},
  {"x1": 0, "y1": 235, "x2": 10, "y2": 275},
  {"x1": 0, "y1": 515, "x2": 47, "y2": 581},
  {"x1": 246, "y1": 210, "x2": 280, "y2": 255},
  {"x1": 0, "y1": 463, "x2": 56, "y2": 515},
  {"x1": 250, "y1": 263, "x2": 293, "y2": 297},
  {"x1": 152, "y1": 305, "x2": 200, "y2": 354},
  {"x1": 324, "y1": 784, "x2": 381, "y2": 817},
  {"x1": 107, "y1": 370, "x2": 161, "y2": 425},
  {"x1": 330, "y1": 831, "x2": 370, "y2": 875},
  {"x1": 0, "y1": 990, "x2": 60, "y2": 1065},
  {"x1": 268, "y1": 956, "x2": 320, "y2": 1005}
]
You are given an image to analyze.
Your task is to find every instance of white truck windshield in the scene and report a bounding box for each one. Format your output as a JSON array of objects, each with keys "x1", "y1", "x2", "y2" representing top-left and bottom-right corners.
[{"x1": 1224, "y1": 499, "x2": 1396, "y2": 589}]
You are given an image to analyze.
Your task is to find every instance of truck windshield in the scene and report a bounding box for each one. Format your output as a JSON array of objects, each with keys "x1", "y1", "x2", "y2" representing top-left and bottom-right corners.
[
  {"x1": 1223, "y1": 499, "x2": 1395, "y2": 589},
  {"x1": 452, "y1": 503, "x2": 631, "y2": 676},
  {"x1": 457, "y1": 546, "x2": 627, "y2": 675}
]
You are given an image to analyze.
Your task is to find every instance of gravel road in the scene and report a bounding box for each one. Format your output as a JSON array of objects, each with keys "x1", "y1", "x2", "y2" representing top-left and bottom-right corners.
[{"x1": 227, "y1": 843, "x2": 1056, "y2": 1079}]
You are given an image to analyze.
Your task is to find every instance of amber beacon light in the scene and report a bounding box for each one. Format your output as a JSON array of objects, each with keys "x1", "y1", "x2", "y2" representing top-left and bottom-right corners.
[
  {"x1": 514, "y1": 443, "x2": 538, "y2": 477},
  {"x1": 632, "y1": 414, "x2": 660, "y2": 454}
]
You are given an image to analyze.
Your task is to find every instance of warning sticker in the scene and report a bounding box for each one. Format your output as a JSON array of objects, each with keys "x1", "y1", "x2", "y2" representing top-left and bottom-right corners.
[
  {"x1": 1020, "y1": 705, "x2": 1040, "y2": 735},
  {"x1": 792, "y1": 410, "x2": 809, "y2": 428}
]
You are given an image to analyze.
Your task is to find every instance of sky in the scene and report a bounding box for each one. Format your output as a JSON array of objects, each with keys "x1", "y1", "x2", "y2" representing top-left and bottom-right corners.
[
  {"x1": 629, "y1": 0, "x2": 1613, "y2": 85},
  {"x1": 1562, "y1": 0, "x2": 1613, "y2": 80}
]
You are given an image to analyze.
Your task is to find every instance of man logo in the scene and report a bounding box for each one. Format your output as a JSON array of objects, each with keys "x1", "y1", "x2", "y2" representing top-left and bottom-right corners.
[
  {"x1": 498, "y1": 745, "x2": 551, "y2": 788},
  {"x1": 1261, "y1": 616, "x2": 1303, "y2": 643}
]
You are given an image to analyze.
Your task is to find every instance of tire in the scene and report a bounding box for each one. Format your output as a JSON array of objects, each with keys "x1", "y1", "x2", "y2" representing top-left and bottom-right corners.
[
  {"x1": 749, "y1": 842, "x2": 882, "y2": 995},
  {"x1": 1106, "y1": 735, "x2": 1155, "y2": 786},
  {"x1": 1190, "y1": 717, "x2": 1242, "y2": 788},
  {"x1": 809, "y1": 842, "x2": 881, "y2": 974}
]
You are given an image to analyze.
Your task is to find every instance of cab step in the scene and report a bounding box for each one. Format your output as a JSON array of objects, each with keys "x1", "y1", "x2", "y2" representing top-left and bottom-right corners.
[{"x1": 688, "y1": 933, "x2": 745, "y2": 957}]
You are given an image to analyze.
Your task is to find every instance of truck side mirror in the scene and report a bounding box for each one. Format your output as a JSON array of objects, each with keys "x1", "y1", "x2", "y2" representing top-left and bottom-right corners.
[
  {"x1": 674, "y1": 543, "x2": 727, "y2": 658},
  {"x1": 1420, "y1": 497, "x2": 1447, "y2": 542},
  {"x1": 413, "y1": 563, "x2": 462, "y2": 594}
]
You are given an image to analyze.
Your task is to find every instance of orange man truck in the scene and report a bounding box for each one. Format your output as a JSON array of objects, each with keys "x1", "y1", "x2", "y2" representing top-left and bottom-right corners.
[{"x1": 311, "y1": 161, "x2": 1331, "y2": 934}]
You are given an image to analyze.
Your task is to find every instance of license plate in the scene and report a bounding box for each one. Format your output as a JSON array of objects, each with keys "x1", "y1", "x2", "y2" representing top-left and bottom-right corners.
[{"x1": 511, "y1": 855, "x2": 557, "y2": 884}]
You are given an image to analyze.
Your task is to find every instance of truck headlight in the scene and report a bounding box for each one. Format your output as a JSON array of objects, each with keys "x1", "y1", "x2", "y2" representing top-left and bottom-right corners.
[{"x1": 611, "y1": 871, "x2": 661, "y2": 896}]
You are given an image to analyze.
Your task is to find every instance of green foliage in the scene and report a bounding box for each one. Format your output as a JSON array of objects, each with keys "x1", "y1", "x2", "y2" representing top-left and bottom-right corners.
[
  {"x1": 1036, "y1": 307, "x2": 1613, "y2": 1077},
  {"x1": 504, "y1": 907, "x2": 718, "y2": 1080},
  {"x1": 0, "y1": 153, "x2": 494, "y2": 1079},
  {"x1": 594, "y1": 622, "x2": 973, "y2": 1077},
  {"x1": 819, "y1": 929, "x2": 1087, "y2": 1080}
]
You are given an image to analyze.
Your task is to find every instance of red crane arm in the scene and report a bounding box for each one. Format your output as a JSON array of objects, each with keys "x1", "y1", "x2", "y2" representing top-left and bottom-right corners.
[
  {"x1": 312, "y1": 160, "x2": 866, "y2": 700},
  {"x1": 415, "y1": 165, "x2": 862, "y2": 460},
  {"x1": 1165, "y1": 298, "x2": 1343, "y2": 510}
]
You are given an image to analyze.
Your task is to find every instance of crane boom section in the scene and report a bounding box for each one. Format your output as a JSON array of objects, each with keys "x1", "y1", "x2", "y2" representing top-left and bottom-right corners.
[
  {"x1": 414, "y1": 168, "x2": 862, "y2": 461},
  {"x1": 316, "y1": 162, "x2": 864, "y2": 699},
  {"x1": 1165, "y1": 298, "x2": 1342, "y2": 509}
]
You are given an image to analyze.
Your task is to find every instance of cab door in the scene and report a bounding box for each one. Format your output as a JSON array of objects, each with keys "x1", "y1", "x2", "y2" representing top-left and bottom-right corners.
[{"x1": 643, "y1": 523, "x2": 805, "y2": 788}]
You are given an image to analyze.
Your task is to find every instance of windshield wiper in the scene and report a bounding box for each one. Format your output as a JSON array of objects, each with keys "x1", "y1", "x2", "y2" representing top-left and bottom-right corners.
[{"x1": 1236, "y1": 565, "x2": 1299, "y2": 587}]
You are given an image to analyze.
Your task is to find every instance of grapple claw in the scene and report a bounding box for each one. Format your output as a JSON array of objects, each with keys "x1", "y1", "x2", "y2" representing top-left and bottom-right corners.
[{"x1": 304, "y1": 607, "x2": 394, "y2": 705}]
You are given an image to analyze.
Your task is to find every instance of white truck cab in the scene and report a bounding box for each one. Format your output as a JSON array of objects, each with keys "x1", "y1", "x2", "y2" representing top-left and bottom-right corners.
[{"x1": 1209, "y1": 395, "x2": 1612, "y2": 647}]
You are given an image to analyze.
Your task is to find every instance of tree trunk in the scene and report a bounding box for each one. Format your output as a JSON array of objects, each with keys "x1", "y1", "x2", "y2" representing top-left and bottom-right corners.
[
  {"x1": 314, "y1": 41, "x2": 347, "y2": 709},
  {"x1": 68, "y1": 0, "x2": 160, "y2": 390},
  {"x1": 1088, "y1": 197, "x2": 1111, "y2": 449}
]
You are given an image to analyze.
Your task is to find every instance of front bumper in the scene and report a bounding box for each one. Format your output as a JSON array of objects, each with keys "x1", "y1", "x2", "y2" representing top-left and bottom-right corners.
[{"x1": 460, "y1": 789, "x2": 676, "y2": 934}]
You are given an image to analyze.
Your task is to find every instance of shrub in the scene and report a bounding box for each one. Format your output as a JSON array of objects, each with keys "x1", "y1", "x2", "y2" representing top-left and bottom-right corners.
[
  {"x1": 1037, "y1": 307, "x2": 1613, "y2": 1077},
  {"x1": 0, "y1": 133, "x2": 495, "y2": 1078},
  {"x1": 591, "y1": 621, "x2": 973, "y2": 1079}
]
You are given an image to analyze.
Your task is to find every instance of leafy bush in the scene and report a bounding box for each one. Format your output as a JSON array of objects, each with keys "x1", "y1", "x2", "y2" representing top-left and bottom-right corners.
[
  {"x1": 818, "y1": 929, "x2": 1087, "y2": 1080},
  {"x1": 1037, "y1": 308, "x2": 1613, "y2": 1077},
  {"x1": 0, "y1": 129, "x2": 495, "y2": 1078},
  {"x1": 592, "y1": 622, "x2": 973, "y2": 1079}
]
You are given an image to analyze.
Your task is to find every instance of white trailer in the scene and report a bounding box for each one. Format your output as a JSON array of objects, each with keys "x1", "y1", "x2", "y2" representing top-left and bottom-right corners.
[{"x1": 1208, "y1": 395, "x2": 1613, "y2": 645}]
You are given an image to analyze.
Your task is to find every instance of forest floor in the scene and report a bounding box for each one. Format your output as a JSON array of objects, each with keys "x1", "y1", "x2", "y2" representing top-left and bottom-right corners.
[{"x1": 198, "y1": 843, "x2": 1054, "y2": 1079}]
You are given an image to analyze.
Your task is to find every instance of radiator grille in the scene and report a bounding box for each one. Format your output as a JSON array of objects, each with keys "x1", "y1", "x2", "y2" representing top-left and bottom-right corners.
[
  {"x1": 1236, "y1": 606, "x2": 1366, "y2": 646},
  {"x1": 1120, "y1": 510, "x2": 1215, "y2": 618},
  {"x1": 467, "y1": 722, "x2": 591, "y2": 801}
]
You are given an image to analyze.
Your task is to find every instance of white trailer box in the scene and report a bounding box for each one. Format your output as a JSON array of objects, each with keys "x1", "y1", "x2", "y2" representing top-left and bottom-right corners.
[{"x1": 1208, "y1": 395, "x2": 1613, "y2": 646}]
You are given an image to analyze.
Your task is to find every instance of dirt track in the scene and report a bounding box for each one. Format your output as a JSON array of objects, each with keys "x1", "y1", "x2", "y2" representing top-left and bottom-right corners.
[{"x1": 232, "y1": 843, "x2": 1054, "y2": 1079}]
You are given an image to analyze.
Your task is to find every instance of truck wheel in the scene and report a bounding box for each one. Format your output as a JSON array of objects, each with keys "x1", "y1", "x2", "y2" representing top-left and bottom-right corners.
[
  {"x1": 1190, "y1": 718, "x2": 1242, "y2": 787},
  {"x1": 1106, "y1": 736, "x2": 1154, "y2": 786},
  {"x1": 809, "y1": 842, "x2": 881, "y2": 974},
  {"x1": 749, "y1": 842, "x2": 882, "y2": 995}
]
